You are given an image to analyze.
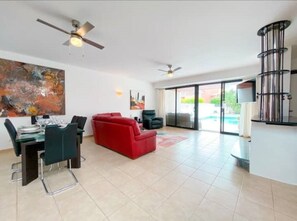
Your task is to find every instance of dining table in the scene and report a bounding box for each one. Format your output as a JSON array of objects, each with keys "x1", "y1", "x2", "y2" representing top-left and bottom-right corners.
[{"x1": 16, "y1": 125, "x2": 84, "y2": 186}]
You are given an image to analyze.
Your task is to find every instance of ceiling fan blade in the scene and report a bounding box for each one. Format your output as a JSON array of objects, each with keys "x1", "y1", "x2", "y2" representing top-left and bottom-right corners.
[
  {"x1": 37, "y1": 18, "x2": 70, "y2": 35},
  {"x1": 82, "y1": 38, "x2": 104, "y2": 50},
  {"x1": 62, "y1": 40, "x2": 70, "y2": 46},
  {"x1": 76, "y1": 22, "x2": 94, "y2": 37},
  {"x1": 173, "y1": 67, "x2": 182, "y2": 72},
  {"x1": 158, "y1": 69, "x2": 168, "y2": 72}
]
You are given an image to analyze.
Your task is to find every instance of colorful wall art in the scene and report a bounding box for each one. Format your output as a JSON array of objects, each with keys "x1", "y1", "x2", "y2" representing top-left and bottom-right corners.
[
  {"x1": 0, "y1": 58, "x2": 65, "y2": 117},
  {"x1": 130, "y1": 90, "x2": 145, "y2": 110}
]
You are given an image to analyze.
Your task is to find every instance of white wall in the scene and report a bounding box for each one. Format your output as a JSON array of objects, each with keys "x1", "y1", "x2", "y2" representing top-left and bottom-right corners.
[{"x1": 0, "y1": 50, "x2": 155, "y2": 150}]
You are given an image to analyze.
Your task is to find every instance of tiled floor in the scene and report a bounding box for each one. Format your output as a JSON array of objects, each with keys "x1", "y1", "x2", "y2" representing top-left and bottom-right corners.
[{"x1": 0, "y1": 127, "x2": 297, "y2": 221}]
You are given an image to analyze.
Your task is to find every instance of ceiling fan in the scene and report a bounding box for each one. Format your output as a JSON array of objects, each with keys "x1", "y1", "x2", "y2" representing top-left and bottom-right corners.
[
  {"x1": 36, "y1": 18, "x2": 104, "y2": 50},
  {"x1": 158, "y1": 64, "x2": 182, "y2": 77}
]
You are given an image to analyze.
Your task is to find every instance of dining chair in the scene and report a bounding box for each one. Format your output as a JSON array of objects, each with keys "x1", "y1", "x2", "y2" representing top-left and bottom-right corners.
[
  {"x1": 4, "y1": 119, "x2": 22, "y2": 181},
  {"x1": 4, "y1": 119, "x2": 44, "y2": 181},
  {"x1": 31, "y1": 115, "x2": 37, "y2": 125},
  {"x1": 40, "y1": 123, "x2": 78, "y2": 195},
  {"x1": 71, "y1": 115, "x2": 87, "y2": 161}
]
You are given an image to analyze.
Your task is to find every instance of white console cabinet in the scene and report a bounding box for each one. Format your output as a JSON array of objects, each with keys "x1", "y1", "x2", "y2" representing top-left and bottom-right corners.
[{"x1": 250, "y1": 121, "x2": 297, "y2": 185}]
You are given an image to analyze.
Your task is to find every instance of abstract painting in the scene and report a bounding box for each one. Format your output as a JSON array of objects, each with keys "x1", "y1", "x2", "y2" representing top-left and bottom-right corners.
[
  {"x1": 130, "y1": 90, "x2": 145, "y2": 110},
  {"x1": 0, "y1": 58, "x2": 65, "y2": 117}
]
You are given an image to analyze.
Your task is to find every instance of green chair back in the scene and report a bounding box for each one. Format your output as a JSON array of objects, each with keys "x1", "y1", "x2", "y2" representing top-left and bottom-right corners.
[
  {"x1": 44, "y1": 123, "x2": 77, "y2": 166},
  {"x1": 4, "y1": 119, "x2": 21, "y2": 157}
]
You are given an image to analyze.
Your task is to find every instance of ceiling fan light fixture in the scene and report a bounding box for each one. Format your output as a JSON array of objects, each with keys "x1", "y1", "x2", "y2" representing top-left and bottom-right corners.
[
  {"x1": 167, "y1": 72, "x2": 173, "y2": 77},
  {"x1": 70, "y1": 34, "x2": 83, "y2": 47}
]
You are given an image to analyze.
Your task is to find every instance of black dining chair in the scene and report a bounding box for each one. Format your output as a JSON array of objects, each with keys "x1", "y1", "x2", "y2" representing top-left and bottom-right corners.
[
  {"x1": 4, "y1": 119, "x2": 44, "y2": 181},
  {"x1": 4, "y1": 119, "x2": 22, "y2": 181},
  {"x1": 40, "y1": 123, "x2": 78, "y2": 195},
  {"x1": 71, "y1": 115, "x2": 87, "y2": 161}
]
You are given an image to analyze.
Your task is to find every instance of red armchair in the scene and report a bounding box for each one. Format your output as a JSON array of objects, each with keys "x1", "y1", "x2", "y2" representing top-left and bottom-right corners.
[{"x1": 91, "y1": 113, "x2": 156, "y2": 159}]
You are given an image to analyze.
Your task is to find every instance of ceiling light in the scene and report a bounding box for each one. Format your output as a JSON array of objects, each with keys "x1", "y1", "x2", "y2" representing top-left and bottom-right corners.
[
  {"x1": 168, "y1": 72, "x2": 173, "y2": 77},
  {"x1": 70, "y1": 34, "x2": 83, "y2": 47}
]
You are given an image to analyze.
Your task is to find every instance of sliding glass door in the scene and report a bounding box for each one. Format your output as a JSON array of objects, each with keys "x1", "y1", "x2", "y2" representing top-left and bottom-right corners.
[
  {"x1": 165, "y1": 80, "x2": 241, "y2": 135},
  {"x1": 221, "y1": 81, "x2": 241, "y2": 134},
  {"x1": 176, "y1": 87, "x2": 195, "y2": 128},
  {"x1": 165, "y1": 86, "x2": 196, "y2": 129},
  {"x1": 198, "y1": 84, "x2": 221, "y2": 132},
  {"x1": 165, "y1": 89, "x2": 176, "y2": 126}
]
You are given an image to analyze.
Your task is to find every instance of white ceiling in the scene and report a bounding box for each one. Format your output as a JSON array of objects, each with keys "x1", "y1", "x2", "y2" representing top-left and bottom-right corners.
[{"x1": 1, "y1": 1, "x2": 297, "y2": 83}]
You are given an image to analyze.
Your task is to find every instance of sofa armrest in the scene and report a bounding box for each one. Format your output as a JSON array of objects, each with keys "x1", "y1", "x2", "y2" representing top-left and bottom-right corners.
[
  {"x1": 153, "y1": 117, "x2": 163, "y2": 122},
  {"x1": 143, "y1": 119, "x2": 152, "y2": 129},
  {"x1": 135, "y1": 130, "x2": 156, "y2": 141}
]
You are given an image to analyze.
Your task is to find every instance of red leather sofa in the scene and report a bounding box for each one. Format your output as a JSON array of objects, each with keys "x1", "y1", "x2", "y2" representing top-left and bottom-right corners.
[{"x1": 91, "y1": 112, "x2": 157, "y2": 159}]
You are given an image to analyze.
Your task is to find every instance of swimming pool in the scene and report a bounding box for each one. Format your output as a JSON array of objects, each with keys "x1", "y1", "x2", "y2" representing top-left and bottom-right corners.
[{"x1": 201, "y1": 115, "x2": 239, "y2": 125}]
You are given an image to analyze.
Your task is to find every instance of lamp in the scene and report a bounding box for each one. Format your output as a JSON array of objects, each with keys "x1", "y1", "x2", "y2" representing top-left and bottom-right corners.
[
  {"x1": 70, "y1": 34, "x2": 83, "y2": 47},
  {"x1": 167, "y1": 71, "x2": 173, "y2": 78},
  {"x1": 115, "y1": 90, "x2": 123, "y2": 97}
]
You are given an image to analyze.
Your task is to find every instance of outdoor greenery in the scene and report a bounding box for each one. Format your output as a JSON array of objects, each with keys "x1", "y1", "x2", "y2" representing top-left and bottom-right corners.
[
  {"x1": 180, "y1": 89, "x2": 240, "y2": 114},
  {"x1": 210, "y1": 97, "x2": 220, "y2": 106},
  {"x1": 225, "y1": 89, "x2": 241, "y2": 114},
  {"x1": 210, "y1": 90, "x2": 240, "y2": 114},
  {"x1": 181, "y1": 97, "x2": 204, "y2": 103}
]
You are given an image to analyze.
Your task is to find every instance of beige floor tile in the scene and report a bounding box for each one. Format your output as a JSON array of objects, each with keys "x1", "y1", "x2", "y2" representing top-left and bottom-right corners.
[
  {"x1": 218, "y1": 169, "x2": 245, "y2": 182},
  {"x1": 181, "y1": 177, "x2": 210, "y2": 197},
  {"x1": 0, "y1": 205, "x2": 16, "y2": 221},
  {"x1": 118, "y1": 161, "x2": 146, "y2": 178},
  {"x1": 131, "y1": 189, "x2": 166, "y2": 214},
  {"x1": 150, "y1": 178, "x2": 181, "y2": 197},
  {"x1": 152, "y1": 197, "x2": 197, "y2": 221},
  {"x1": 242, "y1": 174, "x2": 272, "y2": 194},
  {"x1": 73, "y1": 167, "x2": 105, "y2": 186},
  {"x1": 204, "y1": 159, "x2": 226, "y2": 168},
  {"x1": 191, "y1": 169, "x2": 217, "y2": 184},
  {"x1": 148, "y1": 164, "x2": 173, "y2": 177},
  {"x1": 18, "y1": 193, "x2": 61, "y2": 221},
  {"x1": 94, "y1": 189, "x2": 129, "y2": 216},
  {"x1": 108, "y1": 202, "x2": 155, "y2": 221},
  {"x1": 274, "y1": 197, "x2": 297, "y2": 219},
  {"x1": 272, "y1": 181, "x2": 297, "y2": 204},
  {"x1": 82, "y1": 178, "x2": 118, "y2": 199},
  {"x1": 0, "y1": 185, "x2": 16, "y2": 209},
  {"x1": 55, "y1": 190, "x2": 106, "y2": 221},
  {"x1": 134, "y1": 170, "x2": 162, "y2": 187},
  {"x1": 236, "y1": 197, "x2": 275, "y2": 221},
  {"x1": 162, "y1": 170, "x2": 189, "y2": 185},
  {"x1": 102, "y1": 169, "x2": 133, "y2": 188},
  {"x1": 233, "y1": 213, "x2": 250, "y2": 221},
  {"x1": 240, "y1": 184, "x2": 273, "y2": 208},
  {"x1": 189, "y1": 199, "x2": 234, "y2": 221},
  {"x1": 275, "y1": 212, "x2": 297, "y2": 221},
  {"x1": 172, "y1": 164, "x2": 196, "y2": 176},
  {"x1": 199, "y1": 164, "x2": 222, "y2": 176},
  {"x1": 118, "y1": 179, "x2": 148, "y2": 199},
  {"x1": 169, "y1": 186, "x2": 204, "y2": 206},
  {"x1": 205, "y1": 186, "x2": 238, "y2": 211},
  {"x1": 212, "y1": 176, "x2": 242, "y2": 196},
  {"x1": 182, "y1": 158, "x2": 204, "y2": 169}
]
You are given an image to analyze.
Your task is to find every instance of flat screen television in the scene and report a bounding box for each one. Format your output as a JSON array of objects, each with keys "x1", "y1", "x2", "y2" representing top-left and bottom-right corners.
[{"x1": 236, "y1": 80, "x2": 256, "y2": 103}]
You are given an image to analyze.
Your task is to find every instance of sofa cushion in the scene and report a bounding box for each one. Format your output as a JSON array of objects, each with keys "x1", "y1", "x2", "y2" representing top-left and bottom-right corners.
[
  {"x1": 110, "y1": 117, "x2": 141, "y2": 135},
  {"x1": 92, "y1": 112, "x2": 122, "y2": 120},
  {"x1": 111, "y1": 112, "x2": 122, "y2": 116},
  {"x1": 92, "y1": 115, "x2": 112, "y2": 121}
]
